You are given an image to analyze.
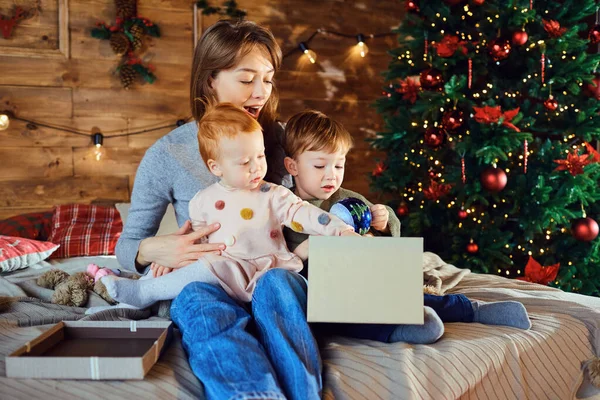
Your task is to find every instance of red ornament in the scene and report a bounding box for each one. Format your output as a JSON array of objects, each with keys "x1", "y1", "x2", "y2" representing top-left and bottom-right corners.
[
  {"x1": 571, "y1": 217, "x2": 599, "y2": 242},
  {"x1": 472, "y1": 0, "x2": 485, "y2": 4},
  {"x1": 585, "y1": 75, "x2": 600, "y2": 100},
  {"x1": 397, "y1": 203, "x2": 409, "y2": 217},
  {"x1": 488, "y1": 39, "x2": 511, "y2": 61},
  {"x1": 516, "y1": 256, "x2": 560, "y2": 285},
  {"x1": 424, "y1": 127, "x2": 445, "y2": 148},
  {"x1": 480, "y1": 167, "x2": 507, "y2": 192},
  {"x1": 458, "y1": 209, "x2": 468, "y2": 219},
  {"x1": 543, "y1": 96, "x2": 558, "y2": 111},
  {"x1": 512, "y1": 30, "x2": 528, "y2": 46},
  {"x1": 441, "y1": 109, "x2": 464, "y2": 131},
  {"x1": 589, "y1": 25, "x2": 600, "y2": 44},
  {"x1": 466, "y1": 240, "x2": 479, "y2": 254},
  {"x1": 406, "y1": 0, "x2": 420, "y2": 12},
  {"x1": 419, "y1": 68, "x2": 444, "y2": 90}
]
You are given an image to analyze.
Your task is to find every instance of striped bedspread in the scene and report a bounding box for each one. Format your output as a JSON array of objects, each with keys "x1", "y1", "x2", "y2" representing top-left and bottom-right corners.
[{"x1": 1, "y1": 257, "x2": 599, "y2": 400}]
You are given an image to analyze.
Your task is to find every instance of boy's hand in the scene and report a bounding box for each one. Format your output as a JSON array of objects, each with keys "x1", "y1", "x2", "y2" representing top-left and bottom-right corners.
[
  {"x1": 151, "y1": 262, "x2": 173, "y2": 278},
  {"x1": 370, "y1": 204, "x2": 389, "y2": 232}
]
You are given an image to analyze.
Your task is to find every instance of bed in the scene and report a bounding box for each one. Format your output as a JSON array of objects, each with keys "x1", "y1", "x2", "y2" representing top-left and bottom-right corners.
[{"x1": 1, "y1": 252, "x2": 598, "y2": 400}]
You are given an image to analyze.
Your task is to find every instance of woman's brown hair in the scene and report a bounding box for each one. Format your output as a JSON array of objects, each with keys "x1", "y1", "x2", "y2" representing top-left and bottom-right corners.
[{"x1": 190, "y1": 20, "x2": 282, "y2": 132}]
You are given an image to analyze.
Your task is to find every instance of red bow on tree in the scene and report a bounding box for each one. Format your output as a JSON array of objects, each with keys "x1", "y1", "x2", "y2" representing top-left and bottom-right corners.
[
  {"x1": 543, "y1": 19, "x2": 567, "y2": 38},
  {"x1": 473, "y1": 105, "x2": 521, "y2": 132},
  {"x1": 396, "y1": 77, "x2": 421, "y2": 103},
  {"x1": 423, "y1": 179, "x2": 453, "y2": 200},
  {"x1": 584, "y1": 142, "x2": 600, "y2": 163},
  {"x1": 517, "y1": 256, "x2": 560, "y2": 285},
  {"x1": 372, "y1": 162, "x2": 386, "y2": 177},
  {"x1": 553, "y1": 149, "x2": 592, "y2": 176},
  {"x1": 435, "y1": 35, "x2": 468, "y2": 58}
]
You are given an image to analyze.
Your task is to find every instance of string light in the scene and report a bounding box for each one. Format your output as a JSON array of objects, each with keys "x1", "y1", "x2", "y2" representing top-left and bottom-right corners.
[
  {"x1": 2, "y1": 110, "x2": 190, "y2": 159},
  {"x1": 282, "y1": 28, "x2": 395, "y2": 62},
  {"x1": 298, "y1": 42, "x2": 317, "y2": 64},
  {"x1": 356, "y1": 33, "x2": 368, "y2": 58},
  {"x1": 0, "y1": 111, "x2": 10, "y2": 131}
]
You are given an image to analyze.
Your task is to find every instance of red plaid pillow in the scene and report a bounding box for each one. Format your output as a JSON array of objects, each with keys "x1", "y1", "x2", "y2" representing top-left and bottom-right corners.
[
  {"x1": 0, "y1": 211, "x2": 54, "y2": 240},
  {"x1": 47, "y1": 204, "x2": 122, "y2": 259}
]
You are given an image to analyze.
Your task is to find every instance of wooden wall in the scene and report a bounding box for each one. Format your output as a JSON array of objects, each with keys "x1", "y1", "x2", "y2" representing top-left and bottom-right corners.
[{"x1": 0, "y1": 0, "x2": 403, "y2": 219}]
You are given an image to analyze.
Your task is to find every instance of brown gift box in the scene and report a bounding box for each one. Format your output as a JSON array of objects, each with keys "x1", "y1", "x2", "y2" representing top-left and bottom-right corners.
[{"x1": 6, "y1": 320, "x2": 172, "y2": 380}]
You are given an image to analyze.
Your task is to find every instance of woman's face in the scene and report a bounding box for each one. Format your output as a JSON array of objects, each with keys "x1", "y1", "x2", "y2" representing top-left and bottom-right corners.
[{"x1": 210, "y1": 47, "x2": 275, "y2": 120}]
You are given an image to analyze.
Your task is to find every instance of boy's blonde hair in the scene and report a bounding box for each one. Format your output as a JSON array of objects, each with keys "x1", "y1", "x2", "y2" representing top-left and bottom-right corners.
[
  {"x1": 197, "y1": 103, "x2": 262, "y2": 167},
  {"x1": 284, "y1": 110, "x2": 353, "y2": 159}
]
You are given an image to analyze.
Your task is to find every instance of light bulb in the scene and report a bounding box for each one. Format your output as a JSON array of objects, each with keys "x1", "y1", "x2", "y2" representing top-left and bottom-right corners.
[
  {"x1": 304, "y1": 49, "x2": 317, "y2": 63},
  {"x1": 356, "y1": 33, "x2": 368, "y2": 57},
  {"x1": 92, "y1": 132, "x2": 104, "y2": 161},
  {"x1": 299, "y1": 42, "x2": 317, "y2": 64},
  {"x1": 0, "y1": 113, "x2": 10, "y2": 131}
]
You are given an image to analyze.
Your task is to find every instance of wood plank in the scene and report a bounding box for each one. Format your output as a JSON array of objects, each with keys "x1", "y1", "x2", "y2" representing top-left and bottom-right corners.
[
  {"x1": 277, "y1": 71, "x2": 384, "y2": 102},
  {"x1": 0, "y1": 57, "x2": 67, "y2": 86},
  {"x1": 0, "y1": 147, "x2": 73, "y2": 180},
  {"x1": 126, "y1": 119, "x2": 179, "y2": 148},
  {"x1": 0, "y1": 176, "x2": 129, "y2": 208},
  {"x1": 0, "y1": 86, "x2": 72, "y2": 118},
  {"x1": 0, "y1": 117, "x2": 129, "y2": 148},
  {"x1": 73, "y1": 88, "x2": 189, "y2": 119},
  {"x1": 73, "y1": 147, "x2": 146, "y2": 176}
]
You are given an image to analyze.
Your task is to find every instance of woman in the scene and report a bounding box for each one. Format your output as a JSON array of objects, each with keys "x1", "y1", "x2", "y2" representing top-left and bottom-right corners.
[{"x1": 116, "y1": 20, "x2": 320, "y2": 400}]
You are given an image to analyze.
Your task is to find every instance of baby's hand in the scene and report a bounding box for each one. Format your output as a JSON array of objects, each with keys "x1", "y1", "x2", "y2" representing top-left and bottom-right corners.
[
  {"x1": 341, "y1": 229, "x2": 361, "y2": 237},
  {"x1": 293, "y1": 239, "x2": 310, "y2": 261},
  {"x1": 151, "y1": 262, "x2": 173, "y2": 278},
  {"x1": 370, "y1": 204, "x2": 389, "y2": 232}
]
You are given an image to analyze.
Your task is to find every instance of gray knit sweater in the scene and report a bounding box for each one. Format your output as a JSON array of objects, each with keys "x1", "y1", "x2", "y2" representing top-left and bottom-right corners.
[{"x1": 115, "y1": 121, "x2": 290, "y2": 272}]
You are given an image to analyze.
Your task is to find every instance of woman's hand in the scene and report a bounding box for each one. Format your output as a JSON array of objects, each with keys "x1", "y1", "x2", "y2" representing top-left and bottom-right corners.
[
  {"x1": 150, "y1": 263, "x2": 173, "y2": 278},
  {"x1": 370, "y1": 204, "x2": 389, "y2": 232},
  {"x1": 137, "y1": 221, "x2": 225, "y2": 269}
]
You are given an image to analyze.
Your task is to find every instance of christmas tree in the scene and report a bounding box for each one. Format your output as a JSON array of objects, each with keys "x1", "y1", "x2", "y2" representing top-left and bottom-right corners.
[{"x1": 371, "y1": 0, "x2": 600, "y2": 296}]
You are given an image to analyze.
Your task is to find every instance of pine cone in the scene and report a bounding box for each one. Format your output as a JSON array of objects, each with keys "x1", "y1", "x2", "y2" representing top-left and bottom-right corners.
[
  {"x1": 119, "y1": 64, "x2": 137, "y2": 89},
  {"x1": 109, "y1": 32, "x2": 129, "y2": 55},
  {"x1": 129, "y1": 24, "x2": 144, "y2": 51},
  {"x1": 115, "y1": 0, "x2": 137, "y2": 18}
]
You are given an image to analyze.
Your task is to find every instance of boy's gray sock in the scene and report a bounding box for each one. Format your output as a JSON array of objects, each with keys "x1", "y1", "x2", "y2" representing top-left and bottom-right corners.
[
  {"x1": 101, "y1": 260, "x2": 220, "y2": 309},
  {"x1": 471, "y1": 300, "x2": 531, "y2": 330},
  {"x1": 388, "y1": 306, "x2": 444, "y2": 344}
]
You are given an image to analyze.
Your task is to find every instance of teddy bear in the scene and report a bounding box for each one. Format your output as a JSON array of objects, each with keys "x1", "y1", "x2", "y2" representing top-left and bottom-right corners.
[{"x1": 36, "y1": 264, "x2": 118, "y2": 307}]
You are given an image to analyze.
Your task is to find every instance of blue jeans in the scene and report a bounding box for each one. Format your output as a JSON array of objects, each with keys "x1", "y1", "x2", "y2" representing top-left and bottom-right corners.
[
  {"x1": 170, "y1": 268, "x2": 322, "y2": 400},
  {"x1": 313, "y1": 293, "x2": 474, "y2": 342}
]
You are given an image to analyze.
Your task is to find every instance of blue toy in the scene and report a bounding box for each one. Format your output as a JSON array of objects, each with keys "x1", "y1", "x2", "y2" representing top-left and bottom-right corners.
[{"x1": 330, "y1": 197, "x2": 372, "y2": 235}]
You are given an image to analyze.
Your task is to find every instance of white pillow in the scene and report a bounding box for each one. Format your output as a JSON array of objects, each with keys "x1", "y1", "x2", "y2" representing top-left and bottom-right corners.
[{"x1": 115, "y1": 203, "x2": 179, "y2": 236}]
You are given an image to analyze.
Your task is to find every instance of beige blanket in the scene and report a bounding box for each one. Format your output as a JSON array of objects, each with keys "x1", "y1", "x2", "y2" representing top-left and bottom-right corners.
[{"x1": 1, "y1": 255, "x2": 598, "y2": 400}]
